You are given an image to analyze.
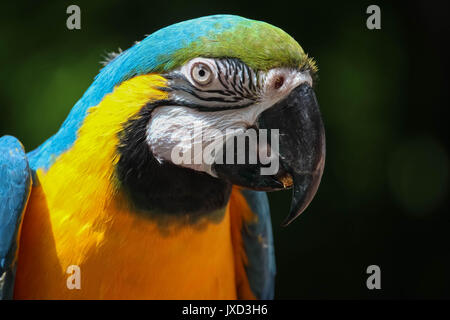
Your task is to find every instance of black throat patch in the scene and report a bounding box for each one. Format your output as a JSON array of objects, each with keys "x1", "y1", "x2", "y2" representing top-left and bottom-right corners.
[{"x1": 115, "y1": 102, "x2": 232, "y2": 224}]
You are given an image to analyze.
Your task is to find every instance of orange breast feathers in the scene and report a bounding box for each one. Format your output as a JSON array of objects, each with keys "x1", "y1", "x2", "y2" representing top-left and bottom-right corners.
[{"x1": 14, "y1": 74, "x2": 255, "y2": 299}]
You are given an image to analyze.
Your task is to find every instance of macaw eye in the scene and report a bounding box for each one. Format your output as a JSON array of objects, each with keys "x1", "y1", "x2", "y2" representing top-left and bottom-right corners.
[{"x1": 191, "y1": 62, "x2": 213, "y2": 86}]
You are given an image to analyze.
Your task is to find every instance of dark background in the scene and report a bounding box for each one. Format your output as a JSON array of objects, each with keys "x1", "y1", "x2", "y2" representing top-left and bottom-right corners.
[{"x1": 1, "y1": 1, "x2": 448, "y2": 299}]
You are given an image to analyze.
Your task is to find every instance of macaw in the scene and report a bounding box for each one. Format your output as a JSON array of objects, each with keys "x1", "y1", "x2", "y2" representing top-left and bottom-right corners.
[{"x1": 0, "y1": 14, "x2": 325, "y2": 299}]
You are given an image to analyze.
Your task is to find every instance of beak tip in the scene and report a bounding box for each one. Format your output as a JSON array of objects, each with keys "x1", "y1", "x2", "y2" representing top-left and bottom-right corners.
[
  {"x1": 281, "y1": 218, "x2": 294, "y2": 227},
  {"x1": 280, "y1": 205, "x2": 305, "y2": 227},
  {"x1": 281, "y1": 167, "x2": 324, "y2": 227}
]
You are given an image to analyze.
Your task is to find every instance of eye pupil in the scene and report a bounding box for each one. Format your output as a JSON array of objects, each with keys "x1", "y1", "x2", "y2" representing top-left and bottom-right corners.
[{"x1": 191, "y1": 62, "x2": 213, "y2": 86}]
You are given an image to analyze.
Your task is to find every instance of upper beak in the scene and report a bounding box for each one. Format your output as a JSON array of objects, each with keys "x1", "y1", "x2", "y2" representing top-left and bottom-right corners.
[{"x1": 213, "y1": 82, "x2": 325, "y2": 226}]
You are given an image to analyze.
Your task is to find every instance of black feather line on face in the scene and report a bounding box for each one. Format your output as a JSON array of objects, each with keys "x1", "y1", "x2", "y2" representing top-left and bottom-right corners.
[
  {"x1": 215, "y1": 60, "x2": 230, "y2": 90},
  {"x1": 115, "y1": 101, "x2": 232, "y2": 223},
  {"x1": 166, "y1": 58, "x2": 260, "y2": 106},
  {"x1": 132, "y1": 98, "x2": 253, "y2": 112},
  {"x1": 165, "y1": 73, "x2": 257, "y2": 106},
  {"x1": 168, "y1": 85, "x2": 246, "y2": 104}
]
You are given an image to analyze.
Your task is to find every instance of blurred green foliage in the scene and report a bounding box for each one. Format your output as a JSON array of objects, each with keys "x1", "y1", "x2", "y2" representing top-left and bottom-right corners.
[{"x1": 0, "y1": 0, "x2": 448, "y2": 298}]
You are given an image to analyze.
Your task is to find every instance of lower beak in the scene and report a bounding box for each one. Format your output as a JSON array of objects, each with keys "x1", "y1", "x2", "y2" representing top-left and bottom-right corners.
[{"x1": 213, "y1": 83, "x2": 325, "y2": 226}]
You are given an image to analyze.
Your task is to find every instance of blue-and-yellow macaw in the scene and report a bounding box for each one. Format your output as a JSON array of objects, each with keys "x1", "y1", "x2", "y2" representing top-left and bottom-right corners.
[{"x1": 0, "y1": 15, "x2": 325, "y2": 299}]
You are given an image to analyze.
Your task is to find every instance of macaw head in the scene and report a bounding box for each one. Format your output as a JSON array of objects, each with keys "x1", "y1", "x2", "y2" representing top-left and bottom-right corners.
[{"x1": 42, "y1": 15, "x2": 325, "y2": 226}]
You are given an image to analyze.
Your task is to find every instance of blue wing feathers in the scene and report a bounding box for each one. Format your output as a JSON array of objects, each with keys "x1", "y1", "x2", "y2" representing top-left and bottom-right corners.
[
  {"x1": 0, "y1": 135, "x2": 32, "y2": 299},
  {"x1": 240, "y1": 190, "x2": 276, "y2": 300}
]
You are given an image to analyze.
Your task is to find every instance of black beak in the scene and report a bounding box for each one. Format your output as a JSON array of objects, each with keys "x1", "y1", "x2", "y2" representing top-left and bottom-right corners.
[{"x1": 213, "y1": 82, "x2": 325, "y2": 226}]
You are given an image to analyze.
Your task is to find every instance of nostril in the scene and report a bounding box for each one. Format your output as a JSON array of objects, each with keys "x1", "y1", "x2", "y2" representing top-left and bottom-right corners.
[{"x1": 273, "y1": 76, "x2": 284, "y2": 90}]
